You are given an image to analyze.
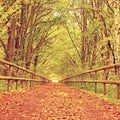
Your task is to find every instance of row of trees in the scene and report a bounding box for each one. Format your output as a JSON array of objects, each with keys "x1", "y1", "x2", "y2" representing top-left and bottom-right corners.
[
  {"x1": 0, "y1": 0, "x2": 59, "y2": 70},
  {"x1": 48, "y1": 0, "x2": 120, "y2": 78},
  {"x1": 67, "y1": 0, "x2": 120, "y2": 69},
  {"x1": 0, "y1": 0, "x2": 120, "y2": 79}
]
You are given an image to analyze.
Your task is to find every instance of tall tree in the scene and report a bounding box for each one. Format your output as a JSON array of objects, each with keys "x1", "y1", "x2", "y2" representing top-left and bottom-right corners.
[
  {"x1": 114, "y1": 0, "x2": 120, "y2": 63},
  {"x1": 6, "y1": 17, "x2": 16, "y2": 62},
  {"x1": 25, "y1": 5, "x2": 35, "y2": 69}
]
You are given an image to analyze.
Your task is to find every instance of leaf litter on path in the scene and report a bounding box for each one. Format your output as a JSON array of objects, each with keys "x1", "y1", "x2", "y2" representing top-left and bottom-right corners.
[{"x1": 0, "y1": 83, "x2": 120, "y2": 120}]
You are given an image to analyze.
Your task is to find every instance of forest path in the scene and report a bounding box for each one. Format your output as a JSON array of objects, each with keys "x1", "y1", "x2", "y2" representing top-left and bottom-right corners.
[{"x1": 0, "y1": 83, "x2": 120, "y2": 120}]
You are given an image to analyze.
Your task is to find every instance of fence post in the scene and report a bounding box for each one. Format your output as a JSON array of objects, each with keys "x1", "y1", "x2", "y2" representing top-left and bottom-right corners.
[
  {"x1": 117, "y1": 84, "x2": 120, "y2": 99},
  {"x1": 16, "y1": 80, "x2": 18, "y2": 90},
  {"x1": 32, "y1": 74, "x2": 35, "y2": 86},
  {"x1": 103, "y1": 68, "x2": 107, "y2": 95},
  {"x1": 7, "y1": 80, "x2": 10, "y2": 92},
  {"x1": 116, "y1": 65, "x2": 120, "y2": 80},
  {"x1": 103, "y1": 83, "x2": 106, "y2": 95},
  {"x1": 94, "y1": 71, "x2": 98, "y2": 80},
  {"x1": 30, "y1": 81, "x2": 32, "y2": 87},
  {"x1": 88, "y1": 82, "x2": 90, "y2": 90},
  {"x1": 25, "y1": 81, "x2": 28, "y2": 87},
  {"x1": 95, "y1": 83, "x2": 97, "y2": 93},
  {"x1": 84, "y1": 81, "x2": 86, "y2": 89},
  {"x1": 7, "y1": 65, "x2": 11, "y2": 91},
  {"x1": 21, "y1": 81, "x2": 24, "y2": 88},
  {"x1": 16, "y1": 68, "x2": 19, "y2": 77},
  {"x1": 103, "y1": 69, "x2": 107, "y2": 80}
]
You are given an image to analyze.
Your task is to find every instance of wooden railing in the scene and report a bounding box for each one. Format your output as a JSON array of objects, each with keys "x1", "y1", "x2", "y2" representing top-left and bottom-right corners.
[
  {"x1": 60, "y1": 64, "x2": 120, "y2": 99},
  {"x1": 0, "y1": 59, "x2": 51, "y2": 92}
]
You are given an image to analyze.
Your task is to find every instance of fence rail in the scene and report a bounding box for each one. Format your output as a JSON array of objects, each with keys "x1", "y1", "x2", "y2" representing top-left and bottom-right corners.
[
  {"x1": 60, "y1": 64, "x2": 120, "y2": 99},
  {"x1": 0, "y1": 59, "x2": 51, "y2": 92}
]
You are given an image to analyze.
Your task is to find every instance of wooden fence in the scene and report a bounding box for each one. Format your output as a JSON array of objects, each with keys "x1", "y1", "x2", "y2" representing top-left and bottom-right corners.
[
  {"x1": 0, "y1": 59, "x2": 51, "y2": 92},
  {"x1": 60, "y1": 64, "x2": 120, "y2": 99}
]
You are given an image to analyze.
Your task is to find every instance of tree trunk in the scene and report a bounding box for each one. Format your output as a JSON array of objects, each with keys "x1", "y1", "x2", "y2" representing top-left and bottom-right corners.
[
  {"x1": 34, "y1": 55, "x2": 39, "y2": 72},
  {"x1": 115, "y1": 1, "x2": 120, "y2": 63},
  {"x1": 6, "y1": 17, "x2": 16, "y2": 62},
  {"x1": 81, "y1": 0, "x2": 87, "y2": 70},
  {"x1": 19, "y1": 1, "x2": 26, "y2": 63},
  {"x1": 25, "y1": 5, "x2": 34, "y2": 69}
]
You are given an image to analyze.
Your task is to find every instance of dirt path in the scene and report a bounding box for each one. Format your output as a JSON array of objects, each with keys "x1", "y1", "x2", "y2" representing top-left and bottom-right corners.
[{"x1": 0, "y1": 83, "x2": 120, "y2": 120}]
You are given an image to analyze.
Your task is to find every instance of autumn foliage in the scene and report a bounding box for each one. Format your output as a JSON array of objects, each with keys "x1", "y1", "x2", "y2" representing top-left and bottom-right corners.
[{"x1": 0, "y1": 83, "x2": 120, "y2": 120}]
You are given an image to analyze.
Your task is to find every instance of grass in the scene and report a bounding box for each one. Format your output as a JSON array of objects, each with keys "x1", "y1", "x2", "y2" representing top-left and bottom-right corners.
[
  {"x1": 0, "y1": 81, "x2": 32, "y2": 93},
  {"x1": 68, "y1": 83, "x2": 120, "y2": 104},
  {"x1": 0, "y1": 81, "x2": 7, "y2": 92}
]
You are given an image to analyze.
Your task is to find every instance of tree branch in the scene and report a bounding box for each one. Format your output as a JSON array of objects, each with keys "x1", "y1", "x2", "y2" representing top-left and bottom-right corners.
[{"x1": 0, "y1": 39, "x2": 7, "y2": 55}]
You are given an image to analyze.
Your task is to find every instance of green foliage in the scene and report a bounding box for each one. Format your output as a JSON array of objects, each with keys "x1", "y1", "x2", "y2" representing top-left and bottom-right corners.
[
  {"x1": 0, "y1": 0, "x2": 119, "y2": 79},
  {"x1": 69, "y1": 83, "x2": 120, "y2": 103}
]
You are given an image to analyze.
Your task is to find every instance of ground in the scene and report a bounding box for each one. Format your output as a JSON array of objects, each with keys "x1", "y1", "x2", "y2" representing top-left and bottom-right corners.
[{"x1": 0, "y1": 83, "x2": 120, "y2": 120}]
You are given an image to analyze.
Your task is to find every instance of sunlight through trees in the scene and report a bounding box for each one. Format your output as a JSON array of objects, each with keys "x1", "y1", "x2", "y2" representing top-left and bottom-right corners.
[{"x1": 0, "y1": 0, "x2": 119, "y2": 79}]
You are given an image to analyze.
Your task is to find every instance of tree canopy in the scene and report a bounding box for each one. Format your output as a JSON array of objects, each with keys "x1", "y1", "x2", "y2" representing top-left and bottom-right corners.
[{"x1": 0, "y1": 0, "x2": 120, "y2": 79}]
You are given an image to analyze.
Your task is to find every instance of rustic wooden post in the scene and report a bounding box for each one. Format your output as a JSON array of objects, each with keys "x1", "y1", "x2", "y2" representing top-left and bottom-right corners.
[
  {"x1": 103, "y1": 83, "x2": 106, "y2": 95},
  {"x1": 95, "y1": 83, "x2": 97, "y2": 93},
  {"x1": 94, "y1": 71, "x2": 98, "y2": 80},
  {"x1": 32, "y1": 81, "x2": 35, "y2": 87},
  {"x1": 18, "y1": 68, "x2": 20, "y2": 77},
  {"x1": 116, "y1": 66, "x2": 120, "y2": 80},
  {"x1": 81, "y1": 81, "x2": 83, "y2": 88},
  {"x1": 25, "y1": 80, "x2": 28, "y2": 87},
  {"x1": 103, "y1": 68, "x2": 107, "y2": 95},
  {"x1": 103, "y1": 69, "x2": 107, "y2": 80},
  {"x1": 117, "y1": 84, "x2": 120, "y2": 99},
  {"x1": 21, "y1": 81, "x2": 24, "y2": 88},
  {"x1": 76, "y1": 81, "x2": 79, "y2": 89},
  {"x1": 16, "y1": 68, "x2": 20, "y2": 90},
  {"x1": 30, "y1": 81, "x2": 32, "y2": 87},
  {"x1": 7, "y1": 65, "x2": 11, "y2": 91},
  {"x1": 79, "y1": 75, "x2": 81, "y2": 86},
  {"x1": 16, "y1": 68, "x2": 19, "y2": 77},
  {"x1": 81, "y1": 74, "x2": 84, "y2": 88},
  {"x1": 7, "y1": 65, "x2": 11, "y2": 75},
  {"x1": 76, "y1": 76, "x2": 78, "y2": 89},
  {"x1": 7, "y1": 80, "x2": 10, "y2": 92},
  {"x1": 32, "y1": 74, "x2": 35, "y2": 87},
  {"x1": 88, "y1": 82, "x2": 90, "y2": 90},
  {"x1": 23, "y1": 81, "x2": 25, "y2": 88},
  {"x1": 15, "y1": 80, "x2": 18, "y2": 90}
]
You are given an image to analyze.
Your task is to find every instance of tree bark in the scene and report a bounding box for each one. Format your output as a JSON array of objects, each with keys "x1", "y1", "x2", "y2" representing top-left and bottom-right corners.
[
  {"x1": 81, "y1": 0, "x2": 87, "y2": 69},
  {"x1": 115, "y1": 1, "x2": 120, "y2": 63},
  {"x1": 19, "y1": 1, "x2": 26, "y2": 62},
  {"x1": 25, "y1": 5, "x2": 35, "y2": 69},
  {"x1": 6, "y1": 17, "x2": 16, "y2": 62}
]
